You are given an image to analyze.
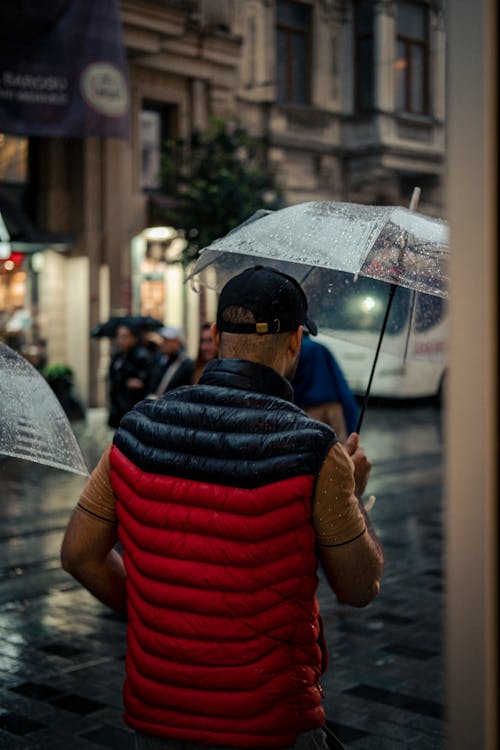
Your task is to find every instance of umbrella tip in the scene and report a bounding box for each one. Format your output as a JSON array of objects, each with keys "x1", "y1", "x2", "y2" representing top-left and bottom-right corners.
[{"x1": 409, "y1": 187, "x2": 421, "y2": 211}]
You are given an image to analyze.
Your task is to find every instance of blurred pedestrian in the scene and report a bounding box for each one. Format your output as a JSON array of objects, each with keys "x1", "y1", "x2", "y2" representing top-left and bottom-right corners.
[
  {"x1": 142, "y1": 330, "x2": 163, "y2": 355},
  {"x1": 61, "y1": 265, "x2": 383, "y2": 750},
  {"x1": 292, "y1": 334, "x2": 359, "y2": 443},
  {"x1": 146, "y1": 326, "x2": 194, "y2": 397},
  {"x1": 107, "y1": 323, "x2": 151, "y2": 428},
  {"x1": 193, "y1": 321, "x2": 218, "y2": 383}
]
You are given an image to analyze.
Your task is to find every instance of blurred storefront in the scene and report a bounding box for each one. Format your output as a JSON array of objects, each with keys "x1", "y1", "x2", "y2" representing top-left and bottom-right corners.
[
  {"x1": 131, "y1": 226, "x2": 217, "y2": 357},
  {"x1": 0, "y1": 249, "x2": 42, "y2": 365},
  {"x1": 1, "y1": 1, "x2": 448, "y2": 408},
  {"x1": 0, "y1": 132, "x2": 74, "y2": 373},
  {"x1": 1, "y1": 1, "x2": 241, "y2": 407},
  {"x1": 0, "y1": 0, "x2": 133, "y2": 407}
]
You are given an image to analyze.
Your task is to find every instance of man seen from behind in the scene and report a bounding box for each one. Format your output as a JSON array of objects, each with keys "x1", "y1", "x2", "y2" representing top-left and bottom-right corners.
[{"x1": 61, "y1": 265, "x2": 384, "y2": 750}]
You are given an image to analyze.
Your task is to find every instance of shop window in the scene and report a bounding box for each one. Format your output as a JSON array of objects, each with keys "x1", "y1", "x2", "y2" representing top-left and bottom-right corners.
[
  {"x1": 276, "y1": 0, "x2": 312, "y2": 105},
  {"x1": 353, "y1": 0, "x2": 375, "y2": 113},
  {"x1": 0, "y1": 134, "x2": 29, "y2": 184},
  {"x1": 140, "y1": 102, "x2": 177, "y2": 191},
  {"x1": 0, "y1": 135, "x2": 40, "y2": 233},
  {"x1": 1, "y1": 135, "x2": 29, "y2": 351},
  {"x1": 0, "y1": 253, "x2": 28, "y2": 351},
  {"x1": 395, "y1": 1, "x2": 429, "y2": 115},
  {"x1": 0, "y1": 137, "x2": 59, "y2": 363}
]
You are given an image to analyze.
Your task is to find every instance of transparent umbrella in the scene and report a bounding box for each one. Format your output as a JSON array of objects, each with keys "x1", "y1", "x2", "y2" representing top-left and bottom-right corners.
[
  {"x1": 187, "y1": 200, "x2": 449, "y2": 430},
  {"x1": 0, "y1": 343, "x2": 89, "y2": 476}
]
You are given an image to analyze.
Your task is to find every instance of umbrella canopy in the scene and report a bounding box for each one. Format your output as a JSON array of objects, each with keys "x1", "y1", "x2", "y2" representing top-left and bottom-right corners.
[
  {"x1": 187, "y1": 200, "x2": 449, "y2": 431},
  {"x1": 0, "y1": 344, "x2": 89, "y2": 476},
  {"x1": 189, "y1": 201, "x2": 448, "y2": 296},
  {"x1": 90, "y1": 315, "x2": 163, "y2": 338},
  {"x1": 187, "y1": 201, "x2": 448, "y2": 356}
]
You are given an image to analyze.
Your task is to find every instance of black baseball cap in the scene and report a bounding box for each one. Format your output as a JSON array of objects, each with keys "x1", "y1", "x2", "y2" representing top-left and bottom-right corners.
[{"x1": 217, "y1": 265, "x2": 317, "y2": 336}]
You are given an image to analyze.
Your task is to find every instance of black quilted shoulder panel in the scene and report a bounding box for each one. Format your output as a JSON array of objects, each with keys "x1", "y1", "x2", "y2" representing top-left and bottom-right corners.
[{"x1": 114, "y1": 385, "x2": 336, "y2": 489}]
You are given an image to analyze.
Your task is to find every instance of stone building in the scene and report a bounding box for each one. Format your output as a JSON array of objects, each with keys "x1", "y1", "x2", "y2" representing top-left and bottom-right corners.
[
  {"x1": 0, "y1": 0, "x2": 446, "y2": 407},
  {"x1": 233, "y1": 0, "x2": 446, "y2": 210}
]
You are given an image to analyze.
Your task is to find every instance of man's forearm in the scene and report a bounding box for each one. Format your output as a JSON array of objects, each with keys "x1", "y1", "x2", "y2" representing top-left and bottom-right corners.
[
  {"x1": 64, "y1": 548, "x2": 127, "y2": 617},
  {"x1": 313, "y1": 441, "x2": 384, "y2": 606},
  {"x1": 61, "y1": 494, "x2": 127, "y2": 615}
]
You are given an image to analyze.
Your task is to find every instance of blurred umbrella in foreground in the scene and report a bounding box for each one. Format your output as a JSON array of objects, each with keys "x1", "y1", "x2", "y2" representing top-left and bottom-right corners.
[
  {"x1": 0, "y1": 344, "x2": 88, "y2": 476},
  {"x1": 186, "y1": 199, "x2": 449, "y2": 431},
  {"x1": 90, "y1": 315, "x2": 163, "y2": 338}
]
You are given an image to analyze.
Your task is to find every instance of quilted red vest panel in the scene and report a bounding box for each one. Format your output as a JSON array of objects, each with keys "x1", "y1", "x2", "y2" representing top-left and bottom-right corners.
[{"x1": 110, "y1": 363, "x2": 335, "y2": 747}]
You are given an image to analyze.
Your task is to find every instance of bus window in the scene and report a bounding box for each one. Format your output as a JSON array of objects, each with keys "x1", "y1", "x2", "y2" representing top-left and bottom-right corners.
[
  {"x1": 414, "y1": 293, "x2": 446, "y2": 332},
  {"x1": 316, "y1": 272, "x2": 411, "y2": 335},
  {"x1": 387, "y1": 285, "x2": 411, "y2": 335}
]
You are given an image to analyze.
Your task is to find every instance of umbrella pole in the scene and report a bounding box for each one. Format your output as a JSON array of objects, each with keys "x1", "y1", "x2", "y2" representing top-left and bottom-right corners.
[
  {"x1": 356, "y1": 282, "x2": 398, "y2": 433},
  {"x1": 356, "y1": 187, "x2": 422, "y2": 433}
]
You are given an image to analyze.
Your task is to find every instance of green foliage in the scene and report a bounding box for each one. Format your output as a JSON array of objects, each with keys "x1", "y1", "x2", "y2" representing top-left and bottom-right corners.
[
  {"x1": 43, "y1": 363, "x2": 74, "y2": 384},
  {"x1": 154, "y1": 117, "x2": 284, "y2": 264}
]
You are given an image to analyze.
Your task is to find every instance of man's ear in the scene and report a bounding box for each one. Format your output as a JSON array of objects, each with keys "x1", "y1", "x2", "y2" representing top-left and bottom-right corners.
[
  {"x1": 210, "y1": 322, "x2": 220, "y2": 350},
  {"x1": 288, "y1": 327, "x2": 303, "y2": 359}
]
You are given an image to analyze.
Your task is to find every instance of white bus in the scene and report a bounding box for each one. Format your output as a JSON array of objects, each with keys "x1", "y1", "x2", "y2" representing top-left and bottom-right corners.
[{"x1": 313, "y1": 275, "x2": 448, "y2": 402}]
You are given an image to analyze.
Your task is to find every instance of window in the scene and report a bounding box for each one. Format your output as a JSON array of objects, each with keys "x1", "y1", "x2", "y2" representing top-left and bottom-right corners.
[
  {"x1": 140, "y1": 102, "x2": 177, "y2": 191},
  {"x1": 276, "y1": 0, "x2": 312, "y2": 105},
  {"x1": 395, "y1": 1, "x2": 429, "y2": 115},
  {"x1": 353, "y1": 1, "x2": 375, "y2": 113},
  {"x1": 0, "y1": 134, "x2": 29, "y2": 184},
  {"x1": 415, "y1": 293, "x2": 446, "y2": 333},
  {"x1": 316, "y1": 272, "x2": 411, "y2": 335},
  {"x1": 0, "y1": 135, "x2": 39, "y2": 235}
]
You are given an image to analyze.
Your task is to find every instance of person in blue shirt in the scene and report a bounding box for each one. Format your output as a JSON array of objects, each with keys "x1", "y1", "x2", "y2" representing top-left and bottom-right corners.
[{"x1": 292, "y1": 334, "x2": 359, "y2": 442}]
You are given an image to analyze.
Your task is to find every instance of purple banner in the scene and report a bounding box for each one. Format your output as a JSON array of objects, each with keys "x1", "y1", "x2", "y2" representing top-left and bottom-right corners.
[{"x1": 0, "y1": 0, "x2": 130, "y2": 138}]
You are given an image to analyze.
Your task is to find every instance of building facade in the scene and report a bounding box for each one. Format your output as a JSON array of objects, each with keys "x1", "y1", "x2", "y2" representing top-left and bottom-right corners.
[
  {"x1": 233, "y1": 0, "x2": 446, "y2": 210},
  {"x1": 0, "y1": 0, "x2": 446, "y2": 407}
]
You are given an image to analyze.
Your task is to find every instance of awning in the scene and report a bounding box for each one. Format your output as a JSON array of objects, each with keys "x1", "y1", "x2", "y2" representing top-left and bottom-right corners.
[{"x1": 0, "y1": 189, "x2": 73, "y2": 257}]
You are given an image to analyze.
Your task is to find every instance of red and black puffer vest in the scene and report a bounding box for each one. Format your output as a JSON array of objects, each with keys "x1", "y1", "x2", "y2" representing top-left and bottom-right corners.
[{"x1": 110, "y1": 358, "x2": 336, "y2": 748}]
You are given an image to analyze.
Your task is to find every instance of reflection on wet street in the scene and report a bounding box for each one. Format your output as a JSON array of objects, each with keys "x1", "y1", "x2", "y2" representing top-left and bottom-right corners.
[
  {"x1": 319, "y1": 401, "x2": 445, "y2": 748},
  {"x1": 0, "y1": 405, "x2": 446, "y2": 749}
]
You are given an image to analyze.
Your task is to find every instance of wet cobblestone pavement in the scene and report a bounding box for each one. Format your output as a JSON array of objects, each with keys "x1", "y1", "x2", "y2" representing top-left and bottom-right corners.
[{"x1": 0, "y1": 405, "x2": 446, "y2": 749}]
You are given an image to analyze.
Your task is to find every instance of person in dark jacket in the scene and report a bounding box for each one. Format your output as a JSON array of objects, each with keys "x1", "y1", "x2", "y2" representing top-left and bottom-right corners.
[
  {"x1": 146, "y1": 326, "x2": 194, "y2": 397},
  {"x1": 61, "y1": 266, "x2": 384, "y2": 750},
  {"x1": 107, "y1": 324, "x2": 152, "y2": 428}
]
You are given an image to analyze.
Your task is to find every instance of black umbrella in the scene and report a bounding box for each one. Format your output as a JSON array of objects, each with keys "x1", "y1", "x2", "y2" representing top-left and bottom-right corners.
[{"x1": 90, "y1": 315, "x2": 163, "y2": 338}]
